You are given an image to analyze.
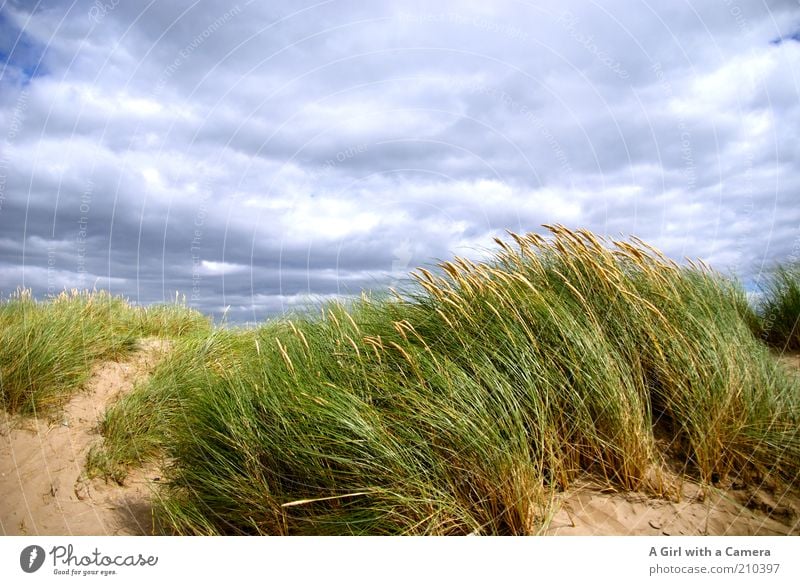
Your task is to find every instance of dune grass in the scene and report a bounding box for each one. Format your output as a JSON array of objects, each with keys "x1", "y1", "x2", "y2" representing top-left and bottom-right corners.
[
  {"x1": 92, "y1": 227, "x2": 800, "y2": 535},
  {"x1": 86, "y1": 329, "x2": 241, "y2": 483},
  {"x1": 0, "y1": 289, "x2": 210, "y2": 415},
  {"x1": 756, "y1": 262, "x2": 800, "y2": 351}
]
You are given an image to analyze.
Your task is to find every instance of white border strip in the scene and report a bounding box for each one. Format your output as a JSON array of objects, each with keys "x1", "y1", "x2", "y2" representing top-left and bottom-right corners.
[{"x1": 1, "y1": 536, "x2": 798, "y2": 584}]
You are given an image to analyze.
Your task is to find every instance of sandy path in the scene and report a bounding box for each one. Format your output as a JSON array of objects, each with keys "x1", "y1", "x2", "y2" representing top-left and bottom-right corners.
[{"x1": 0, "y1": 339, "x2": 167, "y2": 536}]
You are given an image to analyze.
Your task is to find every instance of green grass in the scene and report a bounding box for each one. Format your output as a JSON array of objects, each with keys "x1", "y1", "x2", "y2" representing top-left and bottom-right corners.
[
  {"x1": 86, "y1": 329, "x2": 238, "y2": 483},
  {"x1": 92, "y1": 227, "x2": 800, "y2": 535},
  {"x1": 0, "y1": 289, "x2": 210, "y2": 415},
  {"x1": 756, "y1": 262, "x2": 800, "y2": 351},
  {"x1": 126, "y1": 294, "x2": 215, "y2": 338}
]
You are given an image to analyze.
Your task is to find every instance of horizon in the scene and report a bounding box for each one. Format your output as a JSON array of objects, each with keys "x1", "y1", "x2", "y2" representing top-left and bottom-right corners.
[{"x1": 0, "y1": 231, "x2": 783, "y2": 329}]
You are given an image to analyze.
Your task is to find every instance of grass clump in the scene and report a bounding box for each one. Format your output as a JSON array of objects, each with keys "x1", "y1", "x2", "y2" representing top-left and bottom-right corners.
[
  {"x1": 96, "y1": 227, "x2": 800, "y2": 535},
  {"x1": 86, "y1": 329, "x2": 237, "y2": 482},
  {"x1": 755, "y1": 263, "x2": 800, "y2": 350},
  {"x1": 0, "y1": 290, "x2": 136, "y2": 414},
  {"x1": 0, "y1": 289, "x2": 210, "y2": 415},
  {"x1": 126, "y1": 294, "x2": 214, "y2": 338}
]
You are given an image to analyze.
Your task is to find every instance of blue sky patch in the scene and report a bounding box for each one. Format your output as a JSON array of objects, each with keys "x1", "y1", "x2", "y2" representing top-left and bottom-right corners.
[{"x1": 0, "y1": 9, "x2": 48, "y2": 84}]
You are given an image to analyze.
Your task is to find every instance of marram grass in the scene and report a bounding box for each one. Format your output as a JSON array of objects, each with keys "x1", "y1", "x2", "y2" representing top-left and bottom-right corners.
[
  {"x1": 0, "y1": 289, "x2": 210, "y2": 415},
  {"x1": 755, "y1": 262, "x2": 800, "y2": 351},
  {"x1": 93, "y1": 227, "x2": 800, "y2": 535}
]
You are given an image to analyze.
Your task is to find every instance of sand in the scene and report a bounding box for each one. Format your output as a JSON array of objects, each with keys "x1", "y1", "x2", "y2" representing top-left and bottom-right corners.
[
  {"x1": 1, "y1": 340, "x2": 798, "y2": 536},
  {"x1": 0, "y1": 339, "x2": 167, "y2": 536},
  {"x1": 545, "y1": 479, "x2": 800, "y2": 535}
]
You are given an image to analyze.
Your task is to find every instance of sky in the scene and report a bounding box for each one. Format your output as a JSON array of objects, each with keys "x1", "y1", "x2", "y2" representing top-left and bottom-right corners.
[{"x1": 0, "y1": 0, "x2": 799, "y2": 324}]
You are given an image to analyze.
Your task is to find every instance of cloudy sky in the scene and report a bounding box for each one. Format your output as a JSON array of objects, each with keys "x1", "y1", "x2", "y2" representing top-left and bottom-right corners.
[{"x1": 1, "y1": 0, "x2": 799, "y2": 323}]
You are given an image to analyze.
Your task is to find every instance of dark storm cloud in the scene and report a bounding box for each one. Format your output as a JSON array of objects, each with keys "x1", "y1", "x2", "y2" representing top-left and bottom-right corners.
[{"x1": 1, "y1": 0, "x2": 799, "y2": 322}]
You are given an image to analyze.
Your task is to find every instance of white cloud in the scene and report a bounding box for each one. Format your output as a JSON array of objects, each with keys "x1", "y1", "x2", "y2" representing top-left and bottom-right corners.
[
  {"x1": 200, "y1": 260, "x2": 247, "y2": 275},
  {"x1": 1, "y1": 0, "x2": 799, "y2": 321}
]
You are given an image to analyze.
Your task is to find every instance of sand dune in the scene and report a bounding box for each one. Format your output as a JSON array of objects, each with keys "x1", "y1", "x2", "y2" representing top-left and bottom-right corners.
[{"x1": 1, "y1": 341, "x2": 798, "y2": 536}]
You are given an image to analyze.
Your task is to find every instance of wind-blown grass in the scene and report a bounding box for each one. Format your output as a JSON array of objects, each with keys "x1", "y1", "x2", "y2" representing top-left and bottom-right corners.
[
  {"x1": 92, "y1": 227, "x2": 800, "y2": 534},
  {"x1": 87, "y1": 329, "x2": 239, "y2": 483},
  {"x1": 756, "y1": 262, "x2": 800, "y2": 351},
  {"x1": 0, "y1": 289, "x2": 210, "y2": 415}
]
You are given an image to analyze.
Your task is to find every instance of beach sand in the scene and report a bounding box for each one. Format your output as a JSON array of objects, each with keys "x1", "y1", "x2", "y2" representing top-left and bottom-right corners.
[
  {"x1": 545, "y1": 479, "x2": 799, "y2": 535},
  {"x1": 0, "y1": 339, "x2": 166, "y2": 536}
]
